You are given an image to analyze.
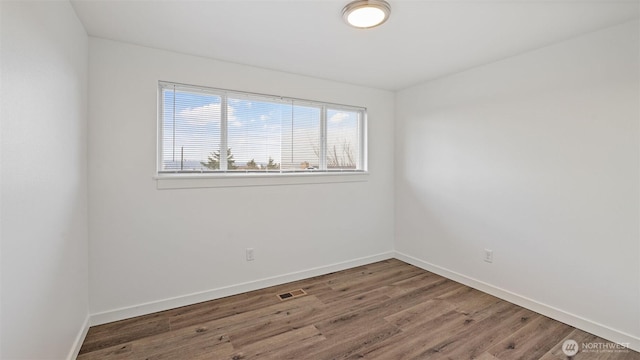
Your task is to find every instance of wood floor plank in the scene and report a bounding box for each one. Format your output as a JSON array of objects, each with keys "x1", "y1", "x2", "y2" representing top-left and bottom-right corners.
[
  {"x1": 239, "y1": 328, "x2": 326, "y2": 360},
  {"x1": 358, "y1": 310, "x2": 473, "y2": 359},
  {"x1": 137, "y1": 337, "x2": 234, "y2": 360},
  {"x1": 78, "y1": 260, "x2": 639, "y2": 360},
  {"x1": 167, "y1": 292, "x2": 281, "y2": 331},
  {"x1": 229, "y1": 325, "x2": 325, "y2": 359},
  {"x1": 130, "y1": 323, "x2": 232, "y2": 359},
  {"x1": 359, "y1": 300, "x2": 517, "y2": 359},
  {"x1": 419, "y1": 304, "x2": 536, "y2": 359},
  {"x1": 316, "y1": 306, "x2": 397, "y2": 340},
  {"x1": 77, "y1": 343, "x2": 133, "y2": 360},
  {"x1": 446, "y1": 291, "x2": 504, "y2": 317},
  {"x1": 387, "y1": 271, "x2": 447, "y2": 295},
  {"x1": 225, "y1": 296, "x2": 327, "y2": 348},
  {"x1": 486, "y1": 314, "x2": 574, "y2": 360},
  {"x1": 188, "y1": 294, "x2": 326, "y2": 337},
  {"x1": 79, "y1": 317, "x2": 170, "y2": 354},
  {"x1": 305, "y1": 322, "x2": 402, "y2": 360},
  {"x1": 383, "y1": 298, "x2": 456, "y2": 330},
  {"x1": 324, "y1": 260, "x2": 417, "y2": 290},
  {"x1": 308, "y1": 287, "x2": 392, "y2": 323},
  {"x1": 322, "y1": 268, "x2": 424, "y2": 303},
  {"x1": 477, "y1": 353, "x2": 501, "y2": 360},
  {"x1": 398, "y1": 277, "x2": 464, "y2": 300},
  {"x1": 315, "y1": 279, "x2": 462, "y2": 341},
  {"x1": 436, "y1": 284, "x2": 502, "y2": 314}
]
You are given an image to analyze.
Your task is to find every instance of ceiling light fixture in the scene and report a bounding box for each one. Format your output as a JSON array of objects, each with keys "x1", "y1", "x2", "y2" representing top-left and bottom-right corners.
[{"x1": 342, "y1": 0, "x2": 391, "y2": 29}]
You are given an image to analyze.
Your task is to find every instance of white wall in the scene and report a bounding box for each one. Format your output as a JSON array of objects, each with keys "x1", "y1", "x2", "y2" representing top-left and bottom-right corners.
[
  {"x1": 0, "y1": 1, "x2": 89, "y2": 359},
  {"x1": 88, "y1": 38, "x2": 395, "y2": 320},
  {"x1": 395, "y1": 20, "x2": 639, "y2": 349}
]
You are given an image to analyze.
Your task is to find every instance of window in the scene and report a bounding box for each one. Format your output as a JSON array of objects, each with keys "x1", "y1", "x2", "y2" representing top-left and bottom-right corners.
[{"x1": 158, "y1": 81, "x2": 366, "y2": 176}]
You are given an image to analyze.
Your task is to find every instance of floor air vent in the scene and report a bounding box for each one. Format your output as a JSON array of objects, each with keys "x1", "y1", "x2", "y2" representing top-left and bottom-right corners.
[{"x1": 277, "y1": 289, "x2": 307, "y2": 301}]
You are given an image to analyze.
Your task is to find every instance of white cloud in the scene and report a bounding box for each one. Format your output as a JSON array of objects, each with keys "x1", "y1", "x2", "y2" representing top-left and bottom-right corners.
[
  {"x1": 329, "y1": 112, "x2": 350, "y2": 124},
  {"x1": 178, "y1": 103, "x2": 237, "y2": 125},
  {"x1": 178, "y1": 103, "x2": 220, "y2": 125}
]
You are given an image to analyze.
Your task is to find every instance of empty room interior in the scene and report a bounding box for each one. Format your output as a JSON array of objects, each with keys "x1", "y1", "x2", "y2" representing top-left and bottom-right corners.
[{"x1": 1, "y1": 0, "x2": 639, "y2": 359}]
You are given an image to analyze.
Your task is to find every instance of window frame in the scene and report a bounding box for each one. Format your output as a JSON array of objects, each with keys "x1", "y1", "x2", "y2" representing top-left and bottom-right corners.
[{"x1": 156, "y1": 81, "x2": 368, "y2": 182}]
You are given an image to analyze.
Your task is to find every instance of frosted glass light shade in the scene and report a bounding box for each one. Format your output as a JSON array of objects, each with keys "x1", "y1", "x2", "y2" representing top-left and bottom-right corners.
[{"x1": 342, "y1": 0, "x2": 391, "y2": 29}]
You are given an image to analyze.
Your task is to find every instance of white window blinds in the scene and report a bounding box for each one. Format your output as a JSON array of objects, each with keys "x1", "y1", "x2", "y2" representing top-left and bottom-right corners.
[{"x1": 158, "y1": 81, "x2": 366, "y2": 174}]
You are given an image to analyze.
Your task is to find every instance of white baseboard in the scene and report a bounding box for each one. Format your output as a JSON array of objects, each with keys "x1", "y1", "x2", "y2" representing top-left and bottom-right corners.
[
  {"x1": 67, "y1": 315, "x2": 90, "y2": 360},
  {"x1": 89, "y1": 251, "x2": 394, "y2": 326},
  {"x1": 394, "y1": 251, "x2": 640, "y2": 353}
]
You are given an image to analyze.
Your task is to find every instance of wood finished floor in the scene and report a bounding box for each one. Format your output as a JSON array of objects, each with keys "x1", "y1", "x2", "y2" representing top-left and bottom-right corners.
[{"x1": 78, "y1": 259, "x2": 639, "y2": 360}]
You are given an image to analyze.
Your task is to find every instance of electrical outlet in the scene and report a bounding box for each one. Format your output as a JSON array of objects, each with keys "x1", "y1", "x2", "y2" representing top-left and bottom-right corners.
[
  {"x1": 246, "y1": 248, "x2": 255, "y2": 261},
  {"x1": 484, "y1": 249, "x2": 493, "y2": 263}
]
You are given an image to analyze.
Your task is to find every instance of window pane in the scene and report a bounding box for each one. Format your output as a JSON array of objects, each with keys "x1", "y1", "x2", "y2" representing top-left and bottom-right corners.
[
  {"x1": 281, "y1": 105, "x2": 321, "y2": 171},
  {"x1": 161, "y1": 87, "x2": 221, "y2": 172},
  {"x1": 227, "y1": 97, "x2": 284, "y2": 171},
  {"x1": 159, "y1": 82, "x2": 366, "y2": 175},
  {"x1": 326, "y1": 109, "x2": 360, "y2": 170}
]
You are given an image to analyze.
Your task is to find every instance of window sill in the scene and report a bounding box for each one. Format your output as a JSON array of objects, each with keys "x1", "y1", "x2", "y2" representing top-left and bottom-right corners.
[{"x1": 154, "y1": 172, "x2": 369, "y2": 189}]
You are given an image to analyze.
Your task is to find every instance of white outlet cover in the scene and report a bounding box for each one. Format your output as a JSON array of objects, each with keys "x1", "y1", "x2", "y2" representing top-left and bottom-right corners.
[{"x1": 484, "y1": 249, "x2": 493, "y2": 263}]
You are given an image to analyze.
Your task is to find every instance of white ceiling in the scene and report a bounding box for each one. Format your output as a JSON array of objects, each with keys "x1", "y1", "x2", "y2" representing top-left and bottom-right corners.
[{"x1": 70, "y1": 0, "x2": 639, "y2": 91}]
